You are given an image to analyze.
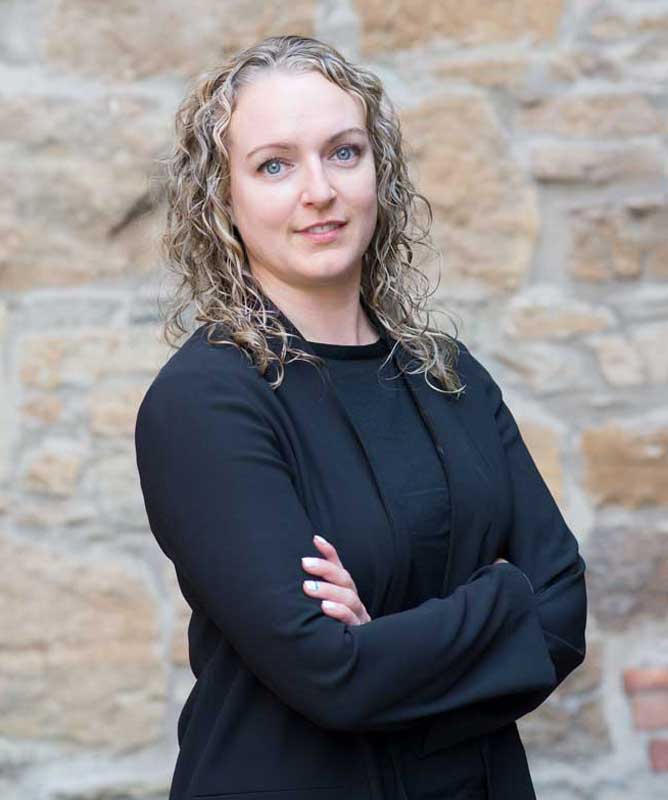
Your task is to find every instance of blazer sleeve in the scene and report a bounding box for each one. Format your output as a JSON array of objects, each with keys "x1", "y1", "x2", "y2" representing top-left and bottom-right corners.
[
  {"x1": 417, "y1": 344, "x2": 587, "y2": 749},
  {"x1": 134, "y1": 354, "x2": 558, "y2": 734}
]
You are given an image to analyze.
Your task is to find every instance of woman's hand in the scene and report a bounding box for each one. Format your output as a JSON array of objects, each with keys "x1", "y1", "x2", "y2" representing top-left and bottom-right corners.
[{"x1": 301, "y1": 535, "x2": 372, "y2": 625}]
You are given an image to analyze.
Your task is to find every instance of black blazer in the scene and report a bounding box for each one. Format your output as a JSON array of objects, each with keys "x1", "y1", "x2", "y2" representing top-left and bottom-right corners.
[{"x1": 134, "y1": 300, "x2": 587, "y2": 800}]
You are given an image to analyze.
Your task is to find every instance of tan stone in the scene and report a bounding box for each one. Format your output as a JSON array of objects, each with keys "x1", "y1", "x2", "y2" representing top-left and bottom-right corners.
[
  {"x1": 13, "y1": 498, "x2": 97, "y2": 528},
  {"x1": 89, "y1": 384, "x2": 150, "y2": 436},
  {"x1": 92, "y1": 449, "x2": 156, "y2": 528},
  {"x1": 401, "y1": 94, "x2": 538, "y2": 292},
  {"x1": 521, "y1": 638, "x2": 610, "y2": 757},
  {"x1": 21, "y1": 394, "x2": 64, "y2": 425},
  {"x1": 646, "y1": 238, "x2": 668, "y2": 278},
  {"x1": 547, "y1": 46, "x2": 622, "y2": 83},
  {"x1": 504, "y1": 286, "x2": 614, "y2": 340},
  {"x1": 0, "y1": 301, "x2": 8, "y2": 484},
  {"x1": 359, "y1": 0, "x2": 565, "y2": 53},
  {"x1": 516, "y1": 418, "x2": 564, "y2": 506},
  {"x1": 568, "y1": 208, "x2": 648, "y2": 281},
  {"x1": 528, "y1": 141, "x2": 666, "y2": 186},
  {"x1": 40, "y1": 0, "x2": 316, "y2": 81},
  {"x1": 21, "y1": 441, "x2": 84, "y2": 497},
  {"x1": 585, "y1": 333, "x2": 645, "y2": 387},
  {"x1": 492, "y1": 342, "x2": 596, "y2": 395},
  {"x1": 517, "y1": 92, "x2": 662, "y2": 138},
  {"x1": 162, "y1": 561, "x2": 192, "y2": 668},
  {"x1": 434, "y1": 53, "x2": 530, "y2": 89},
  {"x1": 589, "y1": 8, "x2": 668, "y2": 41},
  {"x1": 0, "y1": 89, "x2": 168, "y2": 291},
  {"x1": 19, "y1": 327, "x2": 170, "y2": 390},
  {"x1": 0, "y1": 530, "x2": 165, "y2": 747},
  {"x1": 582, "y1": 420, "x2": 668, "y2": 507}
]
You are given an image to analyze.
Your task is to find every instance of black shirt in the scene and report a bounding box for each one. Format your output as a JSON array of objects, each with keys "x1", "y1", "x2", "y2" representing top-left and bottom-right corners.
[
  {"x1": 306, "y1": 335, "x2": 451, "y2": 610},
  {"x1": 306, "y1": 335, "x2": 489, "y2": 798}
]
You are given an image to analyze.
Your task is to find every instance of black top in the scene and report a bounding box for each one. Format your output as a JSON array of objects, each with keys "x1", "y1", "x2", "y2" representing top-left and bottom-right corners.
[
  {"x1": 306, "y1": 336, "x2": 451, "y2": 611},
  {"x1": 307, "y1": 337, "x2": 489, "y2": 798},
  {"x1": 134, "y1": 310, "x2": 586, "y2": 800}
]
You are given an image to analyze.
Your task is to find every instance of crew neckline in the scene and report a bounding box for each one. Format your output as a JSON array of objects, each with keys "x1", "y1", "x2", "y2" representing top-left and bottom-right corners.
[{"x1": 306, "y1": 336, "x2": 388, "y2": 360}]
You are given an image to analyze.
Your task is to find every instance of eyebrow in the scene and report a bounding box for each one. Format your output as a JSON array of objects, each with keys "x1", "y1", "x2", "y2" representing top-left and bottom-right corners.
[{"x1": 245, "y1": 127, "x2": 368, "y2": 160}]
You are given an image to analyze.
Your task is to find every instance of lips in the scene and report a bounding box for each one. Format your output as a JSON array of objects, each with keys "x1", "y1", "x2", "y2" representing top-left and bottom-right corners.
[{"x1": 299, "y1": 221, "x2": 346, "y2": 233}]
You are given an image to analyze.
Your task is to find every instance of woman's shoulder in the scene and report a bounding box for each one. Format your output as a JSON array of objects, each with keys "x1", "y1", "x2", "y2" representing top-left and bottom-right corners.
[
  {"x1": 139, "y1": 323, "x2": 267, "y2": 413},
  {"x1": 451, "y1": 337, "x2": 493, "y2": 382}
]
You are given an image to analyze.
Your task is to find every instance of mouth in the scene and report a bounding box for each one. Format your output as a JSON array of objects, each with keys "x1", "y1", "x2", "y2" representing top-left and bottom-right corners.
[{"x1": 298, "y1": 221, "x2": 347, "y2": 243}]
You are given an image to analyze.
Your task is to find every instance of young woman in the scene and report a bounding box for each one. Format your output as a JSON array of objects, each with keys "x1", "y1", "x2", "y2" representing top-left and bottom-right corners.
[{"x1": 135, "y1": 34, "x2": 587, "y2": 800}]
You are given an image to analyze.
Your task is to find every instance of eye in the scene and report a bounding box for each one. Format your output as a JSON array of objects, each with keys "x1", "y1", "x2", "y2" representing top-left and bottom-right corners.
[
  {"x1": 256, "y1": 143, "x2": 363, "y2": 177},
  {"x1": 334, "y1": 144, "x2": 362, "y2": 162},
  {"x1": 257, "y1": 158, "x2": 284, "y2": 176}
]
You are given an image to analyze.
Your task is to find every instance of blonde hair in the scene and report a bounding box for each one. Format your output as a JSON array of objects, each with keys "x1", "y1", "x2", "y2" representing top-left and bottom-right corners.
[{"x1": 156, "y1": 34, "x2": 464, "y2": 396}]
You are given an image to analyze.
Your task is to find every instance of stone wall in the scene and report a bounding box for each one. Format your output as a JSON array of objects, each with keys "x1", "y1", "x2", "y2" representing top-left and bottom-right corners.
[{"x1": 1, "y1": 1, "x2": 666, "y2": 798}]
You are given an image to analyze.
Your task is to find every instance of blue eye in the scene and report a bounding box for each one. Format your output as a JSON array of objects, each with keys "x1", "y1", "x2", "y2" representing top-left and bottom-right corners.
[{"x1": 257, "y1": 143, "x2": 362, "y2": 176}]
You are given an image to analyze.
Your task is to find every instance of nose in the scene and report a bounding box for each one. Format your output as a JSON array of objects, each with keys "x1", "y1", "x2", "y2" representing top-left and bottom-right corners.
[{"x1": 300, "y1": 159, "x2": 337, "y2": 205}]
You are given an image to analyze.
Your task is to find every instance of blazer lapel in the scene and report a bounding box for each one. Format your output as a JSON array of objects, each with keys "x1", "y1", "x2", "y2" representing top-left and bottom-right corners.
[{"x1": 262, "y1": 297, "x2": 497, "y2": 603}]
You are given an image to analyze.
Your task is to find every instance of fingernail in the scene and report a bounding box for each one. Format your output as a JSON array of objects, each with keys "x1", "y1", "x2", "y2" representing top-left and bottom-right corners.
[
  {"x1": 314, "y1": 534, "x2": 328, "y2": 544},
  {"x1": 305, "y1": 580, "x2": 319, "y2": 591}
]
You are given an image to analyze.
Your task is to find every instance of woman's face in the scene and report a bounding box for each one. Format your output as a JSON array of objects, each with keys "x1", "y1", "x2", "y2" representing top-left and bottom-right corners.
[{"x1": 226, "y1": 69, "x2": 378, "y2": 297}]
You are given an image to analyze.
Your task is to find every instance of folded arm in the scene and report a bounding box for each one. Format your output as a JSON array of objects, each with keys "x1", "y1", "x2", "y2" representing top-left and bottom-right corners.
[
  {"x1": 134, "y1": 355, "x2": 557, "y2": 733},
  {"x1": 416, "y1": 344, "x2": 587, "y2": 750}
]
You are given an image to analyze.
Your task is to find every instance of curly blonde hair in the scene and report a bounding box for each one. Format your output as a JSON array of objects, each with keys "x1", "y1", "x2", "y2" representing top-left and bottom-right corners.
[{"x1": 156, "y1": 34, "x2": 464, "y2": 396}]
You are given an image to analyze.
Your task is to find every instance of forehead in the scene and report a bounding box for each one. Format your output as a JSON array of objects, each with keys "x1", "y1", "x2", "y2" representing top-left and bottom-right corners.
[{"x1": 228, "y1": 70, "x2": 366, "y2": 147}]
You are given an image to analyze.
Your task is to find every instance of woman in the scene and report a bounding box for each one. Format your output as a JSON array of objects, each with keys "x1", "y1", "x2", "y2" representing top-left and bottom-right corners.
[{"x1": 134, "y1": 34, "x2": 587, "y2": 800}]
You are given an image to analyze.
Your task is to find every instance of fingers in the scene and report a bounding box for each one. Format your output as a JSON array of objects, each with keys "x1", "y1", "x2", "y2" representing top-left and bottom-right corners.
[
  {"x1": 313, "y1": 534, "x2": 345, "y2": 570},
  {"x1": 302, "y1": 555, "x2": 354, "y2": 590},
  {"x1": 304, "y1": 535, "x2": 372, "y2": 625},
  {"x1": 303, "y1": 577, "x2": 361, "y2": 614}
]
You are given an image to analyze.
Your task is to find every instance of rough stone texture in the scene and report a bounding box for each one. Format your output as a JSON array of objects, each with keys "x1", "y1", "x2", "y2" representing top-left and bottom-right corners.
[
  {"x1": 516, "y1": 92, "x2": 663, "y2": 138},
  {"x1": 586, "y1": 524, "x2": 668, "y2": 630},
  {"x1": 401, "y1": 94, "x2": 539, "y2": 292},
  {"x1": 18, "y1": 328, "x2": 170, "y2": 390},
  {"x1": 521, "y1": 638, "x2": 611, "y2": 760},
  {"x1": 89, "y1": 384, "x2": 151, "y2": 437},
  {"x1": 0, "y1": 89, "x2": 170, "y2": 291},
  {"x1": 0, "y1": 300, "x2": 9, "y2": 484},
  {"x1": 581, "y1": 419, "x2": 668, "y2": 508},
  {"x1": 0, "y1": 530, "x2": 165, "y2": 748},
  {"x1": 358, "y1": 0, "x2": 566, "y2": 54},
  {"x1": 584, "y1": 333, "x2": 646, "y2": 387},
  {"x1": 503, "y1": 286, "x2": 615, "y2": 340},
  {"x1": 528, "y1": 141, "x2": 666, "y2": 186},
  {"x1": 163, "y1": 561, "x2": 192, "y2": 668},
  {"x1": 39, "y1": 0, "x2": 317, "y2": 82},
  {"x1": 1, "y1": 0, "x2": 667, "y2": 796},
  {"x1": 433, "y1": 53, "x2": 532, "y2": 90},
  {"x1": 491, "y1": 342, "x2": 597, "y2": 396},
  {"x1": 516, "y1": 416, "x2": 565, "y2": 506},
  {"x1": 586, "y1": 323, "x2": 668, "y2": 387},
  {"x1": 568, "y1": 201, "x2": 668, "y2": 282}
]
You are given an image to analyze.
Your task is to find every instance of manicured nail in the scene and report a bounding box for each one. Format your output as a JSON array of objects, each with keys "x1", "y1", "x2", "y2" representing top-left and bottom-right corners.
[
  {"x1": 305, "y1": 580, "x2": 319, "y2": 591},
  {"x1": 314, "y1": 534, "x2": 328, "y2": 544}
]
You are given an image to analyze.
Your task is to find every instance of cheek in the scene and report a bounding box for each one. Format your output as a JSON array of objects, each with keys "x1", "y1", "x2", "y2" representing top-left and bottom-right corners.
[
  {"x1": 235, "y1": 181, "x2": 290, "y2": 229},
  {"x1": 347, "y1": 167, "x2": 378, "y2": 215}
]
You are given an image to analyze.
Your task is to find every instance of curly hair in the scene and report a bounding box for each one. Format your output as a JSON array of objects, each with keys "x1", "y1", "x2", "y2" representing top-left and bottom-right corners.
[{"x1": 155, "y1": 34, "x2": 464, "y2": 396}]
